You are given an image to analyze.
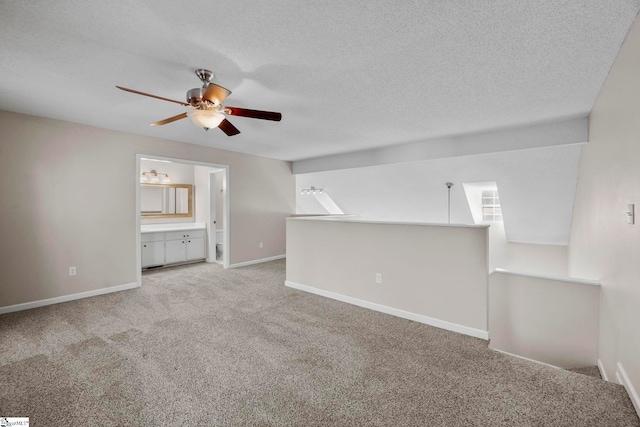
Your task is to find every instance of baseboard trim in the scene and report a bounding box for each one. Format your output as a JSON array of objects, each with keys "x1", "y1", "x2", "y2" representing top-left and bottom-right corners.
[
  {"x1": 229, "y1": 254, "x2": 286, "y2": 269},
  {"x1": 616, "y1": 362, "x2": 640, "y2": 418},
  {"x1": 597, "y1": 359, "x2": 609, "y2": 382},
  {"x1": 0, "y1": 282, "x2": 140, "y2": 315},
  {"x1": 490, "y1": 348, "x2": 562, "y2": 370},
  {"x1": 285, "y1": 280, "x2": 488, "y2": 340}
]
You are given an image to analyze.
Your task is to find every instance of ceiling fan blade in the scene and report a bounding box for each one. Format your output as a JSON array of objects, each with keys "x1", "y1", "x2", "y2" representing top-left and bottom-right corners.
[
  {"x1": 225, "y1": 106, "x2": 282, "y2": 121},
  {"x1": 150, "y1": 112, "x2": 188, "y2": 126},
  {"x1": 202, "y1": 83, "x2": 232, "y2": 106},
  {"x1": 218, "y1": 118, "x2": 241, "y2": 136},
  {"x1": 116, "y1": 85, "x2": 189, "y2": 106}
]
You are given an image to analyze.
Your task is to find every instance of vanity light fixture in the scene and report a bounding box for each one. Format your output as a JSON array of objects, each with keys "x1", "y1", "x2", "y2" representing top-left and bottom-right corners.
[
  {"x1": 141, "y1": 169, "x2": 170, "y2": 183},
  {"x1": 300, "y1": 186, "x2": 324, "y2": 195}
]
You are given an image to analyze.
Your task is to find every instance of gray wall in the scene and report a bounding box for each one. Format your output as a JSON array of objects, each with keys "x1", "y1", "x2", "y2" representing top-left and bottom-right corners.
[
  {"x1": 286, "y1": 218, "x2": 489, "y2": 336},
  {"x1": 0, "y1": 110, "x2": 295, "y2": 308}
]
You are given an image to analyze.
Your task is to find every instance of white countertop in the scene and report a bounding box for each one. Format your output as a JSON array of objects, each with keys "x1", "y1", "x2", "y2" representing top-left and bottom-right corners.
[{"x1": 141, "y1": 222, "x2": 207, "y2": 233}]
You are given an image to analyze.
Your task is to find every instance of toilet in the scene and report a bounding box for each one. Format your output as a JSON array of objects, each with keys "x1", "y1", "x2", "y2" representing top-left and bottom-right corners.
[{"x1": 215, "y1": 229, "x2": 224, "y2": 260}]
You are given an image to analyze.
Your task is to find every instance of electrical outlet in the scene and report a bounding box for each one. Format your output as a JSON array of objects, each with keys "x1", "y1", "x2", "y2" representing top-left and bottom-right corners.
[
  {"x1": 69, "y1": 266, "x2": 77, "y2": 276},
  {"x1": 259, "y1": 242, "x2": 263, "y2": 248},
  {"x1": 375, "y1": 273, "x2": 382, "y2": 284}
]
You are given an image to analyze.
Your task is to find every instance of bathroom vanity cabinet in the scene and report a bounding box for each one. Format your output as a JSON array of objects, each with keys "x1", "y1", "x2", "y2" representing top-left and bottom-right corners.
[
  {"x1": 141, "y1": 233, "x2": 165, "y2": 267},
  {"x1": 165, "y1": 230, "x2": 206, "y2": 264},
  {"x1": 141, "y1": 225, "x2": 206, "y2": 268}
]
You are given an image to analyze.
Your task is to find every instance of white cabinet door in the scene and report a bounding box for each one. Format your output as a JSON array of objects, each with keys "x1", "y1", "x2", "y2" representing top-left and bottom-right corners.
[
  {"x1": 165, "y1": 239, "x2": 187, "y2": 264},
  {"x1": 142, "y1": 228, "x2": 206, "y2": 268},
  {"x1": 186, "y1": 237, "x2": 206, "y2": 260},
  {"x1": 141, "y1": 241, "x2": 164, "y2": 267}
]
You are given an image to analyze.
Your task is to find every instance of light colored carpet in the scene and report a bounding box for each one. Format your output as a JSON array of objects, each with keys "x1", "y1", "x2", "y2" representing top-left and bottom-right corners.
[
  {"x1": 567, "y1": 365, "x2": 603, "y2": 380},
  {"x1": 1, "y1": 259, "x2": 638, "y2": 426}
]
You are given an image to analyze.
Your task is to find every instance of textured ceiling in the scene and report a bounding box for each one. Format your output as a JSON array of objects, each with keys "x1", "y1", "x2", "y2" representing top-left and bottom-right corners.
[{"x1": 0, "y1": 1, "x2": 638, "y2": 162}]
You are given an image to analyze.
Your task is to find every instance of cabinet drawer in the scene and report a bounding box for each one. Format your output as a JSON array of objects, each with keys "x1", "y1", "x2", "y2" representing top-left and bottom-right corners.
[
  {"x1": 141, "y1": 232, "x2": 165, "y2": 243},
  {"x1": 166, "y1": 229, "x2": 206, "y2": 240}
]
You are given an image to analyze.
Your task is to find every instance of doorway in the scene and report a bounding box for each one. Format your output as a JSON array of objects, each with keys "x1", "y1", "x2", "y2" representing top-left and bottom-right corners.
[
  {"x1": 207, "y1": 169, "x2": 227, "y2": 265},
  {"x1": 135, "y1": 154, "x2": 230, "y2": 286}
]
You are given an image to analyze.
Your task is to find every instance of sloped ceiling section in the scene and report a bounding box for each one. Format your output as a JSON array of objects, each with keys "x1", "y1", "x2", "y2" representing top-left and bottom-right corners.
[
  {"x1": 293, "y1": 116, "x2": 588, "y2": 173},
  {"x1": 294, "y1": 116, "x2": 586, "y2": 245},
  {"x1": 0, "y1": 1, "x2": 638, "y2": 161},
  {"x1": 296, "y1": 144, "x2": 583, "y2": 245}
]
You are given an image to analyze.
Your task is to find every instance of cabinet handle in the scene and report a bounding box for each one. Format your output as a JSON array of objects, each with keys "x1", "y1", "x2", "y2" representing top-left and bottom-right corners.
[
  {"x1": 188, "y1": 240, "x2": 191, "y2": 243},
  {"x1": 143, "y1": 244, "x2": 147, "y2": 247}
]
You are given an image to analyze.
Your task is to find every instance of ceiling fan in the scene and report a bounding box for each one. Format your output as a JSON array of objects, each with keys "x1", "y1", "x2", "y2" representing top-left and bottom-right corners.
[{"x1": 116, "y1": 69, "x2": 282, "y2": 136}]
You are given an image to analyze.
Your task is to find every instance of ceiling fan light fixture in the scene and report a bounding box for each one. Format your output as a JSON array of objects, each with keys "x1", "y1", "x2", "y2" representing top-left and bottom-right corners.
[
  {"x1": 187, "y1": 109, "x2": 225, "y2": 130},
  {"x1": 117, "y1": 68, "x2": 281, "y2": 136}
]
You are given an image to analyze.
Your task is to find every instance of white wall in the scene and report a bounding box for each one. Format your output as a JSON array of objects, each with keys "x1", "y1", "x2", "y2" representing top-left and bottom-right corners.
[
  {"x1": 286, "y1": 218, "x2": 489, "y2": 338},
  {"x1": 192, "y1": 165, "x2": 224, "y2": 226},
  {"x1": 193, "y1": 165, "x2": 209, "y2": 224},
  {"x1": 489, "y1": 271, "x2": 600, "y2": 368},
  {"x1": 488, "y1": 223, "x2": 568, "y2": 276},
  {"x1": 140, "y1": 158, "x2": 194, "y2": 185},
  {"x1": 461, "y1": 182, "x2": 568, "y2": 275},
  {"x1": 568, "y1": 12, "x2": 640, "y2": 413},
  {"x1": 295, "y1": 144, "x2": 582, "y2": 246},
  {"x1": 0, "y1": 110, "x2": 295, "y2": 309},
  {"x1": 141, "y1": 159, "x2": 196, "y2": 225},
  {"x1": 214, "y1": 171, "x2": 225, "y2": 229},
  {"x1": 296, "y1": 146, "x2": 577, "y2": 275}
]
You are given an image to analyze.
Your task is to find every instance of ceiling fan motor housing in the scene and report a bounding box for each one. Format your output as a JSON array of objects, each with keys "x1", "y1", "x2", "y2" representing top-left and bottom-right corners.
[{"x1": 187, "y1": 87, "x2": 206, "y2": 107}]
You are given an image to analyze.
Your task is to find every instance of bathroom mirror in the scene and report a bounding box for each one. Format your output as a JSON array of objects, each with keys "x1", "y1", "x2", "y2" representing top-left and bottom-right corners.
[{"x1": 141, "y1": 183, "x2": 193, "y2": 218}]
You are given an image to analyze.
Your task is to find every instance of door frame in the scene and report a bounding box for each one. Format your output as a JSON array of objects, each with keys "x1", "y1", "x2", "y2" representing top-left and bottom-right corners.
[{"x1": 135, "y1": 154, "x2": 230, "y2": 286}]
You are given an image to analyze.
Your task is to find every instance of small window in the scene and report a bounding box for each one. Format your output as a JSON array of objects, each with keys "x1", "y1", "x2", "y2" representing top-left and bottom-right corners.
[{"x1": 482, "y1": 189, "x2": 502, "y2": 222}]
